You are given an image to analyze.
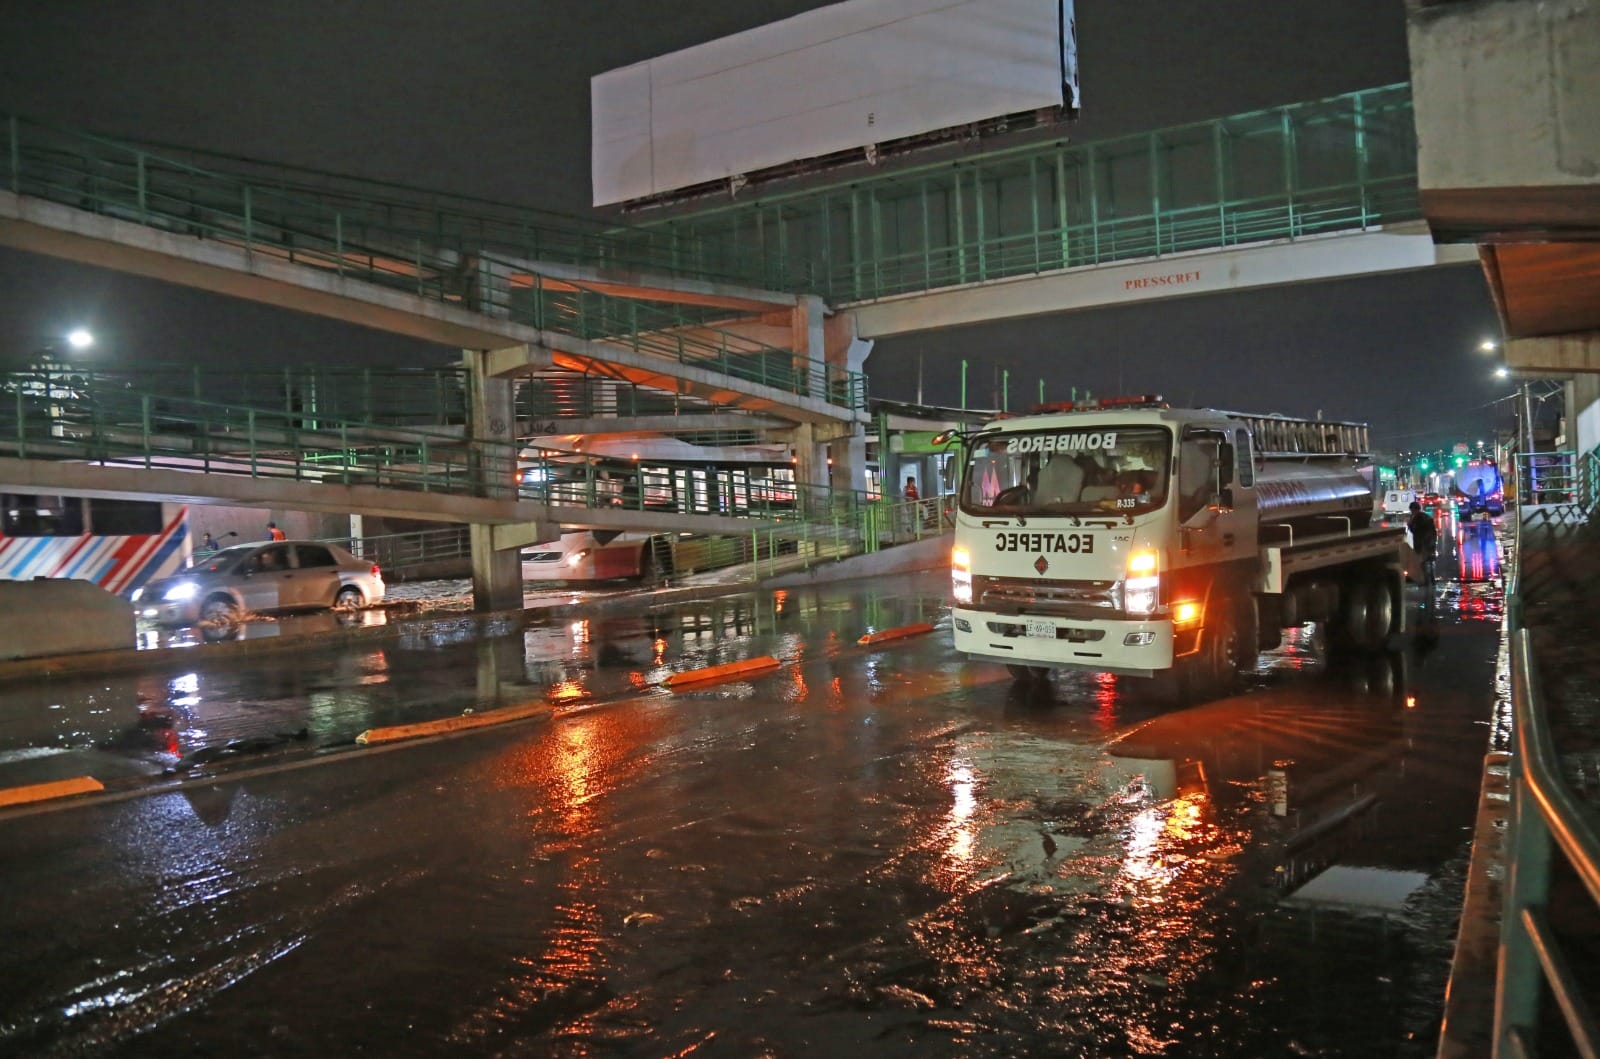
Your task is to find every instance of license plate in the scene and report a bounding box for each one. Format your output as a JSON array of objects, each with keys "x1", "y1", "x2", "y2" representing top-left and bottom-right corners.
[{"x1": 1025, "y1": 618, "x2": 1055, "y2": 639}]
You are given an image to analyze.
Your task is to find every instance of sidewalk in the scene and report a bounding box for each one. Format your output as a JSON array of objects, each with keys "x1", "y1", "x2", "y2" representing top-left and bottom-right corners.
[{"x1": 1436, "y1": 506, "x2": 1598, "y2": 1057}]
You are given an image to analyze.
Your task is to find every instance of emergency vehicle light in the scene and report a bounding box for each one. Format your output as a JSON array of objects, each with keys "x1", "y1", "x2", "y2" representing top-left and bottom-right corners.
[{"x1": 1026, "y1": 394, "x2": 1167, "y2": 415}]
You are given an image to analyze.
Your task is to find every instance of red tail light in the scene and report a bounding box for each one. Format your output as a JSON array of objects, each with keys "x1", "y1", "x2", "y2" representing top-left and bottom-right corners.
[{"x1": 371, "y1": 564, "x2": 382, "y2": 578}]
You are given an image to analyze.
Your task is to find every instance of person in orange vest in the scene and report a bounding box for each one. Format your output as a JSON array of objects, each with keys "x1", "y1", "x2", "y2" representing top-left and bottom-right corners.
[
  {"x1": 267, "y1": 521, "x2": 286, "y2": 541},
  {"x1": 903, "y1": 476, "x2": 919, "y2": 502}
]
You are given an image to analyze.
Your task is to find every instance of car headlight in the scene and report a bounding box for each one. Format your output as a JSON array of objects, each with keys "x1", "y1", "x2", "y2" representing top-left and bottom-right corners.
[
  {"x1": 130, "y1": 587, "x2": 143, "y2": 603},
  {"x1": 163, "y1": 582, "x2": 199, "y2": 602}
]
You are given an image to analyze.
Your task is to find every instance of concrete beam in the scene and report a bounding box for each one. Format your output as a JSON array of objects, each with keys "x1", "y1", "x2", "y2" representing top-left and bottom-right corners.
[
  {"x1": 0, "y1": 191, "x2": 545, "y2": 350},
  {"x1": 847, "y1": 228, "x2": 1479, "y2": 338},
  {"x1": 0, "y1": 457, "x2": 781, "y2": 536},
  {"x1": 490, "y1": 521, "x2": 560, "y2": 552},
  {"x1": 1506, "y1": 332, "x2": 1600, "y2": 374},
  {"x1": 521, "y1": 413, "x2": 788, "y2": 437},
  {"x1": 1407, "y1": 0, "x2": 1600, "y2": 240}
]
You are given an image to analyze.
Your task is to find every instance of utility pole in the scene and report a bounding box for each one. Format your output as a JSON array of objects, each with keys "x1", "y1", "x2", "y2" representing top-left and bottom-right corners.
[{"x1": 960, "y1": 359, "x2": 967, "y2": 411}]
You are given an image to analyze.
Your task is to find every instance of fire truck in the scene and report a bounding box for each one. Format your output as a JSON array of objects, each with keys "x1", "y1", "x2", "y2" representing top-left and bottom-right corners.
[{"x1": 939, "y1": 396, "x2": 1408, "y2": 699}]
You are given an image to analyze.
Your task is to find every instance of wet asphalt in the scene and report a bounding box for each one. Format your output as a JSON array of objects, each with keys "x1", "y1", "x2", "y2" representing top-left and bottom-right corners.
[{"x1": 0, "y1": 528, "x2": 1507, "y2": 1057}]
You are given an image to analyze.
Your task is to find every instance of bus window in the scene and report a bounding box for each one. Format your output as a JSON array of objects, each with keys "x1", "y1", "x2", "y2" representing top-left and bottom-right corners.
[
  {"x1": 88, "y1": 499, "x2": 165, "y2": 535},
  {"x1": 2, "y1": 494, "x2": 86, "y2": 537}
]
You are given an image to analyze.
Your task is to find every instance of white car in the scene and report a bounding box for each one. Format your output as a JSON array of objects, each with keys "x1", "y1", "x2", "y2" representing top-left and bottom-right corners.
[{"x1": 134, "y1": 540, "x2": 385, "y2": 627}]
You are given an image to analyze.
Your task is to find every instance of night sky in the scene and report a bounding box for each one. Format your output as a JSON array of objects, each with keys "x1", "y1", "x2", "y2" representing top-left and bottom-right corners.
[{"x1": 0, "y1": 0, "x2": 1511, "y2": 450}]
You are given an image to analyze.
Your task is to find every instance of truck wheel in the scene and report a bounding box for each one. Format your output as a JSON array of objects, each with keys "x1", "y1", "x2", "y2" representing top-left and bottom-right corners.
[
  {"x1": 1361, "y1": 578, "x2": 1395, "y2": 651},
  {"x1": 1336, "y1": 582, "x2": 1370, "y2": 654},
  {"x1": 1205, "y1": 600, "x2": 1244, "y2": 698}
]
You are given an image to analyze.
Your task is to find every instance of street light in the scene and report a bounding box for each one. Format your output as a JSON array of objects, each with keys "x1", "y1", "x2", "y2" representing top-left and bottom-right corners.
[
  {"x1": 65, "y1": 328, "x2": 94, "y2": 352},
  {"x1": 1479, "y1": 339, "x2": 1498, "y2": 353},
  {"x1": 1495, "y1": 366, "x2": 1510, "y2": 378}
]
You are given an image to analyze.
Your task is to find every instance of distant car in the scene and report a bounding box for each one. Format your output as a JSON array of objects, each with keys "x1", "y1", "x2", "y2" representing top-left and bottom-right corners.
[
  {"x1": 133, "y1": 540, "x2": 384, "y2": 627},
  {"x1": 1381, "y1": 489, "x2": 1418, "y2": 517}
]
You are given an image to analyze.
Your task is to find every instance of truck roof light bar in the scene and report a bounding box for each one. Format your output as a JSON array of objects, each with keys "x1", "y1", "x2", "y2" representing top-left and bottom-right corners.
[{"x1": 1026, "y1": 394, "x2": 1168, "y2": 415}]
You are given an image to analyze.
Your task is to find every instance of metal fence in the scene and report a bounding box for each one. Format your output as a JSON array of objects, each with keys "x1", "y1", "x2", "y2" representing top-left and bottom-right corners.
[
  {"x1": 619, "y1": 83, "x2": 1420, "y2": 304},
  {"x1": 1498, "y1": 507, "x2": 1600, "y2": 1056}
]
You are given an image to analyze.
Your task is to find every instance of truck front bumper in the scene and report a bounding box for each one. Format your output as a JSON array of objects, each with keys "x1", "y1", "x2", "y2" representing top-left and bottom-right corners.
[{"x1": 951, "y1": 607, "x2": 1174, "y2": 677}]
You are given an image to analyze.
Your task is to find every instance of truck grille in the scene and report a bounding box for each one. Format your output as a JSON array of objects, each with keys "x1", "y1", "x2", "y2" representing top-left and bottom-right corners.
[{"x1": 975, "y1": 575, "x2": 1118, "y2": 618}]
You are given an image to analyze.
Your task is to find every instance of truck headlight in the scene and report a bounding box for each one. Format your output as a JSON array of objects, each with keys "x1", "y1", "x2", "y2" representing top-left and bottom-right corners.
[
  {"x1": 1125, "y1": 576, "x2": 1159, "y2": 615},
  {"x1": 1123, "y1": 549, "x2": 1159, "y2": 615},
  {"x1": 951, "y1": 546, "x2": 972, "y2": 604}
]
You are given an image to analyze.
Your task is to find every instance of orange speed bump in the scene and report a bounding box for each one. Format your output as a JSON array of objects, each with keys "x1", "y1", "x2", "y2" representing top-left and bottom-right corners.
[
  {"x1": 664, "y1": 655, "x2": 782, "y2": 689},
  {"x1": 0, "y1": 775, "x2": 105, "y2": 809},
  {"x1": 857, "y1": 622, "x2": 936, "y2": 646},
  {"x1": 356, "y1": 702, "x2": 550, "y2": 745}
]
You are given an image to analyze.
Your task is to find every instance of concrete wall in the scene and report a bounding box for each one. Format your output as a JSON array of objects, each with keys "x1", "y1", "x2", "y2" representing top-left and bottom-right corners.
[
  {"x1": 0, "y1": 580, "x2": 135, "y2": 660},
  {"x1": 186, "y1": 505, "x2": 348, "y2": 548}
]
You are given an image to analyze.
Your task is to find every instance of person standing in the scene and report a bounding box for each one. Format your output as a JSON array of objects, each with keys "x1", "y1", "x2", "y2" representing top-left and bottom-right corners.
[
  {"x1": 267, "y1": 520, "x2": 286, "y2": 541},
  {"x1": 903, "y1": 476, "x2": 919, "y2": 502},
  {"x1": 1407, "y1": 500, "x2": 1438, "y2": 597}
]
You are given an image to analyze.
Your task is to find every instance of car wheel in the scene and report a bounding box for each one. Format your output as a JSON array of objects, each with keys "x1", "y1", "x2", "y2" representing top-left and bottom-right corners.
[
  {"x1": 334, "y1": 586, "x2": 364, "y2": 610},
  {"x1": 199, "y1": 596, "x2": 239, "y2": 625}
]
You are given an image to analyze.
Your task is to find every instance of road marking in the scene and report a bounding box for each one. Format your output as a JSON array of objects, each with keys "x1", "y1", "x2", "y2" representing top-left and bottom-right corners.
[
  {"x1": 664, "y1": 655, "x2": 782, "y2": 689},
  {"x1": 857, "y1": 622, "x2": 936, "y2": 646},
  {"x1": 0, "y1": 775, "x2": 105, "y2": 808},
  {"x1": 356, "y1": 702, "x2": 550, "y2": 745}
]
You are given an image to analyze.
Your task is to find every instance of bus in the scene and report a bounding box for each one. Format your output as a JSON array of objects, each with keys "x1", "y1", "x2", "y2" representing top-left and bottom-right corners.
[{"x1": 0, "y1": 493, "x2": 191, "y2": 596}]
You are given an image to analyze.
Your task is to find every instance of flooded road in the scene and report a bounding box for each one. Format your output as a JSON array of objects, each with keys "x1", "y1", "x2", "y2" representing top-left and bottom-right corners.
[{"x1": 0, "y1": 563, "x2": 1504, "y2": 1057}]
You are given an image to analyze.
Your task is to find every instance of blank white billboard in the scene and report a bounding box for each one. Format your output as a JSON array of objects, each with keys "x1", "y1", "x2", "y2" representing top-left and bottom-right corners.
[{"x1": 592, "y1": 0, "x2": 1078, "y2": 206}]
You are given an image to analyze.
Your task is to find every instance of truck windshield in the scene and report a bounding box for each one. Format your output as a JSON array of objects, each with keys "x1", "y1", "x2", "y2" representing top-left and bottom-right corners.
[{"x1": 959, "y1": 426, "x2": 1172, "y2": 516}]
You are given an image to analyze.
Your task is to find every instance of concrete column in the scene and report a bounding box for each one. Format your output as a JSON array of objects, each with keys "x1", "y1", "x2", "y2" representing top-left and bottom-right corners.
[
  {"x1": 829, "y1": 430, "x2": 868, "y2": 496},
  {"x1": 470, "y1": 524, "x2": 524, "y2": 613},
  {"x1": 464, "y1": 348, "x2": 522, "y2": 612}
]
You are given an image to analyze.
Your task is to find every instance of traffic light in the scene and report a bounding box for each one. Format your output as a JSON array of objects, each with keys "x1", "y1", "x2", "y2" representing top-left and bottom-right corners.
[
  {"x1": 1419, "y1": 458, "x2": 1430, "y2": 471},
  {"x1": 1454, "y1": 455, "x2": 1465, "y2": 468}
]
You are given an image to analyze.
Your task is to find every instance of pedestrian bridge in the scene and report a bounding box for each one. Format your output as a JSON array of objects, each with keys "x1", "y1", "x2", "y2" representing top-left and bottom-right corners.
[
  {"x1": 617, "y1": 83, "x2": 1472, "y2": 336},
  {"x1": 0, "y1": 83, "x2": 1458, "y2": 608}
]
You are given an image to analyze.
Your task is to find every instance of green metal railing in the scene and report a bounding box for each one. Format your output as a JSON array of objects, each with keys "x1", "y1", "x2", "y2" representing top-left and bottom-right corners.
[
  {"x1": 619, "y1": 83, "x2": 1420, "y2": 304},
  {"x1": 1, "y1": 114, "x2": 863, "y2": 412},
  {"x1": 115, "y1": 136, "x2": 787, "y2": 289},
  {"x1": 1, "y1": 370, "x2": 513, "y2": 496},
  {"x1": 1497, "y1": 511, "x2": 1600, "y2": 1056},
  {"x1": 16, "y1": 362, "x2": 469, "y2": 429}
]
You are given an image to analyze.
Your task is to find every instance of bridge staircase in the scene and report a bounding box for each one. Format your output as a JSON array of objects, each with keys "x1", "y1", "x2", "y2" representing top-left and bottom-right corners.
[{"x1": 0, "y1": 113, "x2": 864, "y2": 427}]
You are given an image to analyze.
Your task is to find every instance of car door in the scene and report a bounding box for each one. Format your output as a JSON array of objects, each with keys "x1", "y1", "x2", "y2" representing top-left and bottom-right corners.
[
  {"x1": 235, "y1": 543, "x2": 295, "y2": 613},
  {"x1": 289, "y1": 543, "x2": 344, "y2": 609}
]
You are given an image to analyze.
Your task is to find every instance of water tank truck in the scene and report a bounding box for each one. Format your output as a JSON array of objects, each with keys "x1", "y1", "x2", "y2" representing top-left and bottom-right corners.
[
  {"x1": 938, "y1": 396, "x2": 1409, "y2": 700},
  {"x1": 1452, "y1": 459, "x2": 1505, "y2": 519}
]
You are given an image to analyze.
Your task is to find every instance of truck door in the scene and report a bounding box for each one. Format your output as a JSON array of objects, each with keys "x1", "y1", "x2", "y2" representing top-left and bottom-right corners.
[{"x1": 1176, "y1": 427, "x2": 1255, "y2": 565}]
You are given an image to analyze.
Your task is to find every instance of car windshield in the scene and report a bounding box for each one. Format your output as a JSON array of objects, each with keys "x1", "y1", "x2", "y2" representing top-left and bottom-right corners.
[
  {"x1": 959, "y1": 426, "x2": 1172, "y2": 516},
  {"x1": 190, "y1": 544, "x2": 255, "y2": 574}
]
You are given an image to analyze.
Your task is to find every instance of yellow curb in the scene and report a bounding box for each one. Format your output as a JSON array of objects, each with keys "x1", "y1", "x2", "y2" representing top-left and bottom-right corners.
[
  {"x1": 664, "y1": 655, "x2": 783, "y2": 689},
  {"x1": 0, "y1": 775, "x2": 105, "y2": 809},
  {"x1": 356, "y1": 702, "x2": 550, "y2": 746},
  {"x1": 857, "y1": 622, "x2": 936, "y2": 646}
]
